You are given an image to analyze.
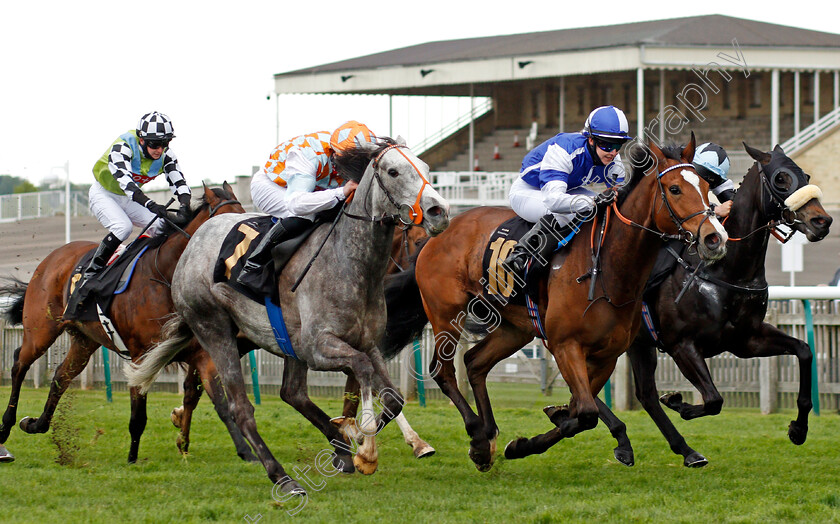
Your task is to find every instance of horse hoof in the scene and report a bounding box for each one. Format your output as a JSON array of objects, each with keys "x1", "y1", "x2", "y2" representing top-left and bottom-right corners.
[
  {"x1": 18, "y1": 417, "x2": 37, "y2": 434},
  {"x1": 543, "y1": 405, "x2": 570, "y2": 426},
  {"x1": 474, "y1": 461, "x2": 493, "y2": 472},
  {"x1": 171, "y1": 406, "x2": 184, "y2": 429},
  {"x1": 613, "y1": 448, "x2": 635, "y2": 467},
  {"x1": 0, "y1": 445, "x2": 14, "y2": 463},
  {"x1": 413, "y1": 444, "x2": 436, "y2": 459},
  {"x1": 277, "y1": 477, "x2": 307, "y2": 496},
  {"x1": 334, "y1": 453, "x2": 355, "y2": 473},
  {"x1": 788, "y1": 421, "x2": 808, "y2": 445},
  {"x1": 504, "y1": 438, "x2": 527, "y2": 460},
  {"x1": 353, "y1": 454, "x2": 378, "y2": 475},
  {"x1": 659, "y1": 392, "x2": 683, "y2": 411},
  {"x1": 684, "y1": 452, "x2": 708, "y2": 468},
  {"x1": 468, "y1": 442, "x2": 493, "y2": 469}
]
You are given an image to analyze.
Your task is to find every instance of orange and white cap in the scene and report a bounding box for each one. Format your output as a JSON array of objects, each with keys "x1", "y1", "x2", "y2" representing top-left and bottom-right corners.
[{"x1": 330, "y1": 120, "x2": 377, "y2": 152}]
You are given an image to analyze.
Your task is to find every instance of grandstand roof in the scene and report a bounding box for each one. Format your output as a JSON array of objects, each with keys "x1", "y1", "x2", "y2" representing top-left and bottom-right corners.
[
  {"x1": 273, "y1": 15, "x2": 840, "y2": 96},
  {"x1": 281, "y1": 15, "x2": 840, "y2": 76}
]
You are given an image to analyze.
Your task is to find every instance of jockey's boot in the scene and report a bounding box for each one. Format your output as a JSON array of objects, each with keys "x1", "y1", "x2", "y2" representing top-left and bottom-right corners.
[
  {"x1": 80, "y1": 233, "x2": 122, "y2": 285},
  {"x1": 64, "y1": 232, "x2": 121, "y2": 319},
  {"x1": 237, "y1": 217, "x2": 310, "y2": 287},
  {"x1": 503, "y1": 214, "x2": 578, "y2": 277}
]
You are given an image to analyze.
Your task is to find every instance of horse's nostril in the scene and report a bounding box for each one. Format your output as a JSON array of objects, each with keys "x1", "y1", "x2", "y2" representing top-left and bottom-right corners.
[
  {"x1": 704, "y1": 234, "x2": 720, "y2": 250},
  {"x1": 427, "y1": 206, "x2": 443, "y2": 217}
]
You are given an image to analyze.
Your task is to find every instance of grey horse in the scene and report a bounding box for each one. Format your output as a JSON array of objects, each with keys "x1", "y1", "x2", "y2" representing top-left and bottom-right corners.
[{"x1": 127, "y1": 138, "x2": 449, "y2": 494}]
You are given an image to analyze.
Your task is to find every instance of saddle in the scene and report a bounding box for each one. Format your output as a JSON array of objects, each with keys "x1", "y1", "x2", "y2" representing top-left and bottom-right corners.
[
  {"x1": 213, "y1": 215, "x2": 320, "y2": 304},
  {"x1": 63, "y1": 235, "x2": 164, "y2": 322}
]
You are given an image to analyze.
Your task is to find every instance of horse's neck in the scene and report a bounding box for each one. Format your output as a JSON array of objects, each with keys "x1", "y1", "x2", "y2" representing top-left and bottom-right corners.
[
  {"x1": 715, "y1": 172, "x2": 770, "y2": 283},
  {"x1": 601, "y1": 180, "x2": 672, "y2": 300},
  {"x1": 334, "y1": 176, "x2": 394, "y2": 278},
  {"x1": 152, "y1": 210, "x2": 207, "y2": 279}
]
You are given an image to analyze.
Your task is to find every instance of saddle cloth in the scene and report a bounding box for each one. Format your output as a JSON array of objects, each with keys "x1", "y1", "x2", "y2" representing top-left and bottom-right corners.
[{"x1": 64, "y1": 235, "x2": 163, "y2": 323}]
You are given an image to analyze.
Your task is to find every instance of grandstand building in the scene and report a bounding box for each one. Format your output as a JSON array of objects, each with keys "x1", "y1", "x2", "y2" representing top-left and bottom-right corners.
[{"x1": 272, "y1": 15, "x2": 840, "y2": 204}]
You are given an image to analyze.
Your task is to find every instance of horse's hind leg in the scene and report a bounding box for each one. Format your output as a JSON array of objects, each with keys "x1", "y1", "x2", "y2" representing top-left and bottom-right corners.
[
  {"x1": 627, "y1": 340, "x2": 707, "y2": 467},
  {"x1": 280, "y1": 358, "x2": 355, "y2": 473},
  {"x1": 127, "y1": 386, "x2": 147, "y2": 463},
  {"x1": 464, "y1": 324, "x2": 533, "y2": 468},
  {"x1": 593, "y1": 396, "x2": 634, "y2": 466},
  {"x1": 172, "y1": 365, "x2": 201, "y2": 456},
  {"x1": 191, "y1": 355, "x2": 257, "y2": 462},
  {"x1": 19, "y1": 335, "x2": 98, "y2": 435},
  {"x1": 0, "y1": 325, "x2": 63, "y2": 443},
  {"x1": 186, "y1": 312, "x2": 303, "y2": 493}
]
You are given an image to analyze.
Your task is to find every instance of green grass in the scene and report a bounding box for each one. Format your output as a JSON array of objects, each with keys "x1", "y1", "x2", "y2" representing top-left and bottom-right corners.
[{"x1": 2, "y1": 383, "x2": 840, "y2": 523}]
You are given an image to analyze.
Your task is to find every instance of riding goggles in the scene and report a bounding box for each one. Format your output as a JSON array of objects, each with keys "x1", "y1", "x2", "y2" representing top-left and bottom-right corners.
[
  {"x1": 145, "y1": 139, "x2": 171, "y2": 150},
  {"x1": 595, "y1": 140, "x2": 622, "y2": 153}
]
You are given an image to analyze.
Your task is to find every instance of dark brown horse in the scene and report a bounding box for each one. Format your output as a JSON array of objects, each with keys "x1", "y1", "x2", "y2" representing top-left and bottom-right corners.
[
  {"x1": 0, "y1": 183, "x2": 252, "y2": 463},
  {"x1": 610, "y1": 143, "x2": 831, "y2": 467},
  {"x1": 383, "y1": 136, "x2": 729, "y2": 470}
]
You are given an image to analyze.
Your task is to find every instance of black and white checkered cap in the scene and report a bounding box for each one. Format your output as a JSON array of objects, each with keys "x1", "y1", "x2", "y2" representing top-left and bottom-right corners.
[{"x1": 136, "y1": 111, "x2": 175, "y2": 140}]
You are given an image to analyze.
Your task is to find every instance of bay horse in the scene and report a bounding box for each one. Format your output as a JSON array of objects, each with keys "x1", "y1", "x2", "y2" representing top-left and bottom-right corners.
[
  {"x1": 610, "y1": 143, "x2": 831, "y2": 467},
  {"x1": 382, "y1": 136, "x2": 729, "y2": 470},
  {"x1": 126, "y1": 138, "x2": 450, "y2": 494},
  {"x1": 0, "y1": 183, "x2": 253, "y2": 463}
]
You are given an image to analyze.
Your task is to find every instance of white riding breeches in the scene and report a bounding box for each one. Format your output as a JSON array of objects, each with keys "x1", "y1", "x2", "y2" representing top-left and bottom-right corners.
[
  {"x1": 508, "y1": 177, "x2": 596, "y2": 226},
  {"x1": 250, "y1": 170, "x2": 345, "y2": 220},
  {"x1": 89, "y1": 182, "x2": 162, "y2": 241}
]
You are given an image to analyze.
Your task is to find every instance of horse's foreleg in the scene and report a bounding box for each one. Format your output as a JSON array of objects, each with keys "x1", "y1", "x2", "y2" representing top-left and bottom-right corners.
[
  {"x1": 627, "y1": 340, "x2": 707, "y2": 467},
  {"x1": 19, "y1": 337, "x2": 98, "y2": 436},
  {"x1": 662, "y1": 341, "x2": 723, "y2": 420},
  {"x1": 174, "y1": 365, "x2": 202, "y2": 456},
  {"x1": 505, "y1": 341, "x2": 598, "y2": 460},
  {"x1": 393, "y1": 412, "x2": 435, "y2": 458},
  {"x1": 341, "y1": 374, "x2": 361, "y2": 419},
  {"x1": 279, "y1": 358, "x2": 355, "y2": 474},
  {"x1": 738, "y1": 323, "x2": 813, "y2": 445},
  {"x1": 127, "y1": 386, "x2": 147, "y2": 463}
]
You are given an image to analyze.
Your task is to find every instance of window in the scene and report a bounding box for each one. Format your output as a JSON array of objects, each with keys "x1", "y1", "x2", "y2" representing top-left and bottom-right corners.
[{"x1": 750, "y1": 75, "x2": 762, "y2": 107}]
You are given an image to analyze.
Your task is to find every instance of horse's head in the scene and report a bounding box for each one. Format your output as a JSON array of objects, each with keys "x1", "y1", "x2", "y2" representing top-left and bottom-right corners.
[
  {"x1": 642, "y1": 133, "x2": 727, "y2": 262},
  {"x1": 743, "y1": 142, "x2": 832, "y2": 241},
  {"x1": 177, "y1": 182, "x2": 245, "y2": 235},
  {"x1": 337, "y1": 137, "x2": 450, "y2": 236}
]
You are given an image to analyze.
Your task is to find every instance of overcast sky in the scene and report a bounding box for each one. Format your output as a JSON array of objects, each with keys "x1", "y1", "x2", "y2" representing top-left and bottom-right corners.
[{"x1": 1, "y1": 2, "x2": 838, "y2": 189}]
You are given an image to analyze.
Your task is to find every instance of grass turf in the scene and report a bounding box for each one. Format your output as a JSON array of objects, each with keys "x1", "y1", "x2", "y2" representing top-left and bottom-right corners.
[{"x1": 1, "y1": 383, "x2": 839, "y2": 523}]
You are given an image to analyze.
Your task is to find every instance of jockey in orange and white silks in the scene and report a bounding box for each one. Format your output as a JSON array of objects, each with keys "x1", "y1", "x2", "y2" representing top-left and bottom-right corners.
[
  {"x1": 238, "y1": 121, "x2": 378, "y2": 286},
  {"x1": 250, "y1": 120, "x2": 377, "y2": 220}
]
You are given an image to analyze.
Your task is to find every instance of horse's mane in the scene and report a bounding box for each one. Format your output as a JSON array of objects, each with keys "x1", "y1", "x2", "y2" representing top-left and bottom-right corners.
[
  {"x1": 332, "y1": 137, "x2": 399, "y2": 183},
  {"x1": 618, "y1": 142, "x2": 684, "y2": 205}
]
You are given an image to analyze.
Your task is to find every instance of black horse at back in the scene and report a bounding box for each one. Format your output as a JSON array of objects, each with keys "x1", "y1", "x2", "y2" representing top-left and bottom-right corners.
[{"x1": 625, "y1": 142, "x2": 832, "y2": 467}]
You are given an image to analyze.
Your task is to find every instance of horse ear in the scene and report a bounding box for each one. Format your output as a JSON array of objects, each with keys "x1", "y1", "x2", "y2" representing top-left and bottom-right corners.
[
  {"x1": 647, "y1": 139, "x2": 667, "y2": 169},
  {"x1": 203, "y1": 183, "x2": 218, "y2": 205},
  {"x1": 222, "y1": 180, "x2": 237, "y2": 199},
  {"x1": 682, "y1": 131, "x2": 697, "y2": 163},
  {"x1": 743, "y1": 142, "x2": 771, "y2": 164},
  {"x1": 773, "y1": 143, "x2": 787, "y2": 156},
  {"x1": 395, "y1": 135, "x2": 408, "y2": 147}
]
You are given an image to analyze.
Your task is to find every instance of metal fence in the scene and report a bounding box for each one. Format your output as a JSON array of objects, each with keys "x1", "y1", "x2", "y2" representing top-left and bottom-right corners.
[
  {"x1": 3, "y1": 298, "x2": 840, "y2": 411},
  {"x1": 0, "y1": 190, "x2": 91, "y2": 222}
]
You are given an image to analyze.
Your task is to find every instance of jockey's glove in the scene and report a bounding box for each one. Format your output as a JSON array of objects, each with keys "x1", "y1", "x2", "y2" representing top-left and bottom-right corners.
[{"x1": 144, "y1": 199, "x2": 169, "y2": 219}]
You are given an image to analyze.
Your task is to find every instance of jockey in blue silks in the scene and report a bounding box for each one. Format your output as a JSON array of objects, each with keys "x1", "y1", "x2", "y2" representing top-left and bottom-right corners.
[{"x1": 504, "y1": 105, "x2": 633, "y2": 276}]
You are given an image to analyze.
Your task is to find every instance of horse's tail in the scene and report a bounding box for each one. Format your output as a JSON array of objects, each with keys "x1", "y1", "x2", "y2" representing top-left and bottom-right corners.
[
  {"x1": 0, "y1": 277, "x2": 28, "y2": 325},
  {"x1": 381, "y1": 238, "x2": 430, "y2": 360},
  {"x1": 125, "y1": 314, "x2": 194, "y2": 394}
]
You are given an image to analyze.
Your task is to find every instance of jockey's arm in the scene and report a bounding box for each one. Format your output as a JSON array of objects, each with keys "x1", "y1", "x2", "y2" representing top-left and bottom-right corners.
[
  {"x1": 162, "y1": 150, "x2": 191, "y2": 204},
  {"x1": 283, "y1": 173, "x2": 346, "y2": 216},
  {"x1": 107, "y1": 141, "x2": 145, "y2": 202},
  {"x1": 541, "y1": 179, "x2": 594, "y2": 215}
]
